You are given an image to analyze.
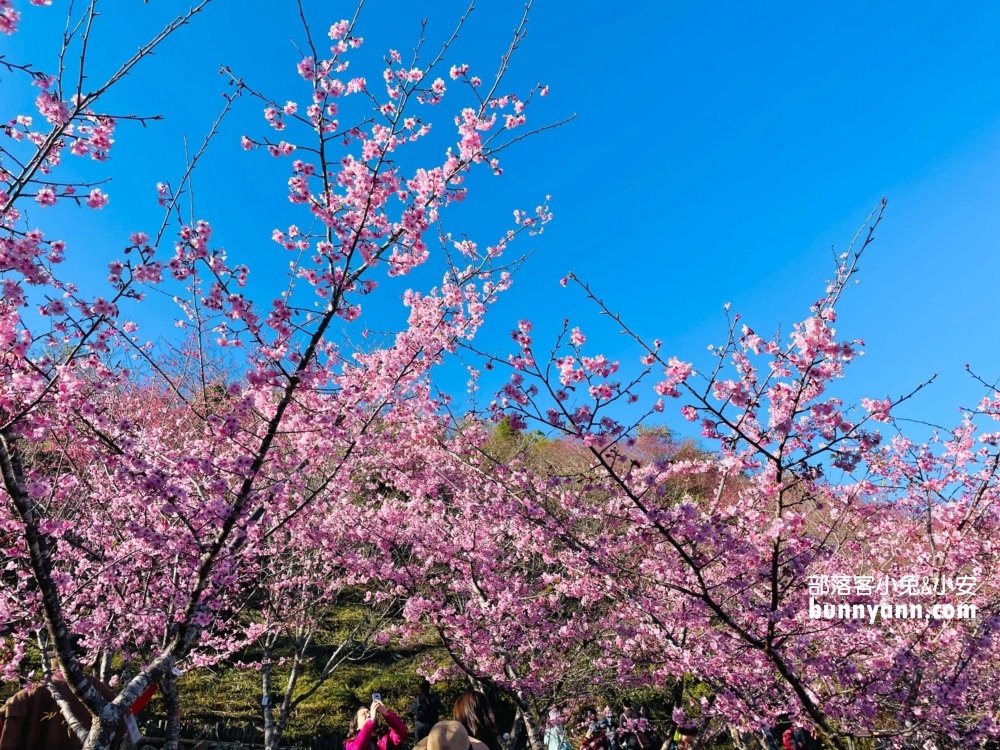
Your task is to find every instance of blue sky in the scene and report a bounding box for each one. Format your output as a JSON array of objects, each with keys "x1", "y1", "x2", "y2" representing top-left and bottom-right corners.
[{"x1": 4, "y1": 1, "x2": 1000, "y2": 437}]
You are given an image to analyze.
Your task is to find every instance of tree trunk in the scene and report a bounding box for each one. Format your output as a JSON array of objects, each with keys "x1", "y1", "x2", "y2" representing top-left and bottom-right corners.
[
  {"x1": 269, "y1": 635, "x2": 306, "y2": 750},
  {"x1": 80, "y1": 707, "x2": 126, "y2": 750},
  {"x1": 98, "y1": 650, "x2": 113, "y2": 684},
  {"x1": 518, "y1": 706, "x2": 544, "y2": 750},
  {"x1": 728, "y1": 727, "x2": 753, "y2": 750},
  {"x1": 263, "y1": 640, "x2": 276, "y2": 750},
  {"x1": 160, "y1": 667, "x2": 182, "y2": 750}
]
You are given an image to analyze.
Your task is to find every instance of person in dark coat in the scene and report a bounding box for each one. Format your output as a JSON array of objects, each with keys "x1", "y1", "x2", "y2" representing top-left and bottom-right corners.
[
  {"x1": 409, "y1": 680, "x2": 443, "y2": 744},
  {"x1": 0, "y1": 673, "x2": 124, "y2": 750}
]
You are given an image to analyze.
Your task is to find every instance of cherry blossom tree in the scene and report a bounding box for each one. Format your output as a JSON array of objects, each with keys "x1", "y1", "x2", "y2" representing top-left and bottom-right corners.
[
  {"x1": 483, "y1": 202, "x2": 1000, "y2": 749},
  {"x1": 357, "y1": 425, "x2": 614, "y2": 750},
  {"x1": 247, "y1": 498, "x2": 399, "y2": 750},
  {"x1": 6, "y1": 3, "x2": 997, "y2": 749},
  {"x1": 0, "y1": 2, "x2": 559, "y2": 748}
]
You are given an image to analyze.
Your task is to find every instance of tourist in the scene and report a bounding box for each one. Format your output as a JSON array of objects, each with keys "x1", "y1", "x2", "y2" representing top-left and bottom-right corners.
[
  {"x1": 667, "y1": 728, "x2": 696, "y2": 750},
  {"x1": 0, "y1": 644, "x2": 158, "y2": 750},
  {"x1": 580, "y1": 707, "x2": 608, "y2": 750},
  {"x1": 345, "y1": 698, "x2": 408, "y2": 750},
  {"x1": 543, "y1": 708, "x2": 570, "y2": 750},
  {"x1": 415, "y1": 720, "x2": 488, "y2": 750},
  {"x1": 453, "y1": 690, "x2": 501, "y2": 750},
  {"x1": 618, "y1": 699, "x2": 643, "y2": 750},
  {"x1": 638, "y1": 706, "x2": 658, "y2": 750},
  {"x1": 409, "y1": 680, "x2": 443, "y2": 744}
]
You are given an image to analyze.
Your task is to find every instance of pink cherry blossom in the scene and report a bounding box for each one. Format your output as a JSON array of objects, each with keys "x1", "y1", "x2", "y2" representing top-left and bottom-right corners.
[
  {"x1": 34, "y1": 187, "x2": 56, "y2": 206},
  {"x1": 85, "y1": 188, "x2": 108, "y2": 209}
]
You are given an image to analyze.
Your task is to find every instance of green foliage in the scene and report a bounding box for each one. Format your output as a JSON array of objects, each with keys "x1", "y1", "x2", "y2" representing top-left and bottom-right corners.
[
  {"x1": 142, "y1": 640, "x2": 452, "y2": 738},
  {"x1": 493, "y1": 416, "x2": 517, "y2": 443}
]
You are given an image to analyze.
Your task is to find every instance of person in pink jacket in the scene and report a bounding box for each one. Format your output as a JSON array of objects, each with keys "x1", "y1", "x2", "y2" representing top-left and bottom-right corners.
[{"x1": 345, "y1": 699, "x2": 408, "y2": 750}]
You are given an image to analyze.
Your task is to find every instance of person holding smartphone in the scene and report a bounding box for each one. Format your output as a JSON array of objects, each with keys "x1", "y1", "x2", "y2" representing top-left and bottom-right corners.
[{"x1": 345, "y1": 695, "x2": 408, "y2": 750}]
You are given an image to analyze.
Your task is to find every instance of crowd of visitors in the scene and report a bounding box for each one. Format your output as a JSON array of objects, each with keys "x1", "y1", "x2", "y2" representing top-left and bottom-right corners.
[
  {"x1": 0, "y1": 657, "x2": 821, "y2": 750},
  {"x1": 348, "y1": 687, "x2": 503, "y2": 750},
  {"x1": 568, "y1": 703, "x2": 695, "y2": 750},
  {"x1": 347, "y1": 689, "x2": 714, "y2": 750}
]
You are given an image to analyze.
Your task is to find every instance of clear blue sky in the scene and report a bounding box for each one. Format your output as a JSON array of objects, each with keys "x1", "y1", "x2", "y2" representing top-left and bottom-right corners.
[{"x1": 5, "y1": 1, "x2": 1000, "y2": 435}]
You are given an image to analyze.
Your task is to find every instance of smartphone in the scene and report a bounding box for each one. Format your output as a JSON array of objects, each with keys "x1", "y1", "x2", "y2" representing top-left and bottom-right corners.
[{"x1": 372, "y1": 693, "x2": 382, "y2": 703}]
